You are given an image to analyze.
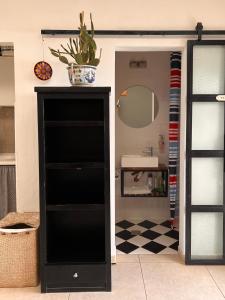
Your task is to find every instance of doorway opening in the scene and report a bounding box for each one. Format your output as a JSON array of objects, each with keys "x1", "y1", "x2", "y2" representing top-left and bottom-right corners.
[
  {"x1": 0, "y1": 42, "x2": 16, "y2": 219},
  {"x1": 115, "y1": 50, "x2": 181, "y2": 255}
]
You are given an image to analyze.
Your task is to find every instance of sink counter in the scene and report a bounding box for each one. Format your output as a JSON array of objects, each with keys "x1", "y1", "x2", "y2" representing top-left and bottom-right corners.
[{"x1": 0, "y1": 153, "x2": 16, "y2": 165}]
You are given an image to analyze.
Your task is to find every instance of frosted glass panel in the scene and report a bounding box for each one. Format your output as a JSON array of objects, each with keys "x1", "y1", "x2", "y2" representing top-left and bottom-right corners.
[
  {"x1": 191, "y1": 213, "x2": 223, "y2": 259},
  {"x1": 192, "y1": 158, "x2": 223, "y2": 205},
  {"x1": 193, "y1": 46, "x2": 225, "y2": 94},
  {"x1": 192, "y1": 102, "x2": 224, "y2": 150}
]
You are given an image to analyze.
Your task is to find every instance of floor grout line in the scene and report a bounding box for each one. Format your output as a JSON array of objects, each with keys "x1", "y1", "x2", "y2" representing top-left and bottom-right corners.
[
  {"x1": 206, "y1": 266, "x2": 225, "y2": 298},
  {"x1": 138, "y1": 255, "x2": 148, "y2": 300}
]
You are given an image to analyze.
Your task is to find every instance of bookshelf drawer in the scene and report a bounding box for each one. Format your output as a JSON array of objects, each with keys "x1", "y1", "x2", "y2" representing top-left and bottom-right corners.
[{"x1": 46, "y1": 264, "x2": 106, "y2": 289}]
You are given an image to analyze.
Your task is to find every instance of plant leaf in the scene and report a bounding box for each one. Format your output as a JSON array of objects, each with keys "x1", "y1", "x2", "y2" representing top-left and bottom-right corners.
[
  {"x1": 79, "y1": 11, "x2": 84, "y2": 27},
  {"x1": 60, "y1": 44, "x2": 75, "y2": 59},
  {"x1": 73, "y1": 38, "x2": 79, "y2": 53},
  {"x1": 81, "y1": 52, "x2": 89, "y2": 64},
  {"x1": 87, "y1": 34, "x2": 96, "y2": 49},
  {"x1": 90, "y1": 13, "x2": 94, "y2": 38},
  {"x1": 89, "y1": 58, "x2": 100, "y2": 66},
  {"x1": 74, "y1": 53, "x2": 84, "y2": 64},
  {"x1": 49, "y1": 48, "x2": 60, "y2": 57},
  {"x1": 60, "y1": 44, "x2": 70, "y2": 54},
  {"x1": 79, "y1": 32, "x2": 88, "y2": 52},
  {"x1": 88, "y1": 46, "x2": 95, "y2": 61},
  {"x1": 59, "y1": 55, "x2": 69, "y2": 64},
  {"x1": 69, "y1": 38, "x2": 73, "y2": 49}
]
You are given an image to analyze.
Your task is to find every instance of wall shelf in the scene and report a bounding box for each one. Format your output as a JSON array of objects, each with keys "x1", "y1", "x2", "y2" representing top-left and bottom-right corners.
[
  {"x1": 46, "y1": 204, "x2": 104, "y2": 212},
  {"x1": 45, "y1": 121, "x2": 104, "y2": 127},
  {"x1": 121, "y1": 165, "x2": 168, "y2": 198},
  {"x1": 46, "y1": 162, "x2": 105, "y2": 169}
]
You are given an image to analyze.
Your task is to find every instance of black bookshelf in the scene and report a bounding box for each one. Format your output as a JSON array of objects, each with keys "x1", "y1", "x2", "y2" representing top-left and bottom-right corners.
[{"x1": 35, "y1": 86, "x2": 111, "y2": 293}]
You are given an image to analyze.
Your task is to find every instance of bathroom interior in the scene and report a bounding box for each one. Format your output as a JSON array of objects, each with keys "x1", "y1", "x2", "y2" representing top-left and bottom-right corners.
[
  {"x1": 115, "y1": 51, "x2": 180, "y2": 255},
  {"x1": 0, "y1": 42, "x2": 16, "y2": 219}
]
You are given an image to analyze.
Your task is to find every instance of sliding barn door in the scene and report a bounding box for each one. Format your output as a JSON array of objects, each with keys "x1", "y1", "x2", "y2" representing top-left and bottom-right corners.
[{"x1": 186, "y1": 40, "x2": 225, "y2": 264}]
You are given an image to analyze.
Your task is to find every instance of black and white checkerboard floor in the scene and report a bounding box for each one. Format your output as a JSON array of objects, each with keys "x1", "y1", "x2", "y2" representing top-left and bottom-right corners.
[{"x1": 116, "y1": 219, "x2": 179, "y2": 254}]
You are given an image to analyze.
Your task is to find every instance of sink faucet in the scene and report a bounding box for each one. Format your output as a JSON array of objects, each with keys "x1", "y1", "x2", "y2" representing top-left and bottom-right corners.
[{"x1": 143, "y1": 146, "x2": 153, "y2": 156}]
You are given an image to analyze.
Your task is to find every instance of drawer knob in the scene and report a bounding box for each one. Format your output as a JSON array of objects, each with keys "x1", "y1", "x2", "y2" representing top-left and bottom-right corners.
[{"x1": 73, "y1": 272, "x2": 79, "y2": 279}]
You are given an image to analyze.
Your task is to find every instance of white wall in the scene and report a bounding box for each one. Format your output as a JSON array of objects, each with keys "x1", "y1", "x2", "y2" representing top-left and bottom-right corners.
[
  {"x1": 0, "y1": 57, "x2": 15, "y2": 106},
  {"x1": 115, "y1": 51, "x2": 170, "y2": 222},
  {"x1": 1, "y1": 0, "x2": 225, "y2": 259}
]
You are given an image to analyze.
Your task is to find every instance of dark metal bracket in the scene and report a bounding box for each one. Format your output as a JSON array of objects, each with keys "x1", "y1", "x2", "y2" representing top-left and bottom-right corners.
[
  {"x1": 196, "y1": 22, "x2": 203, "y2": 41},
  {"x1": 41, "y1": 22, "x2": 225, "y2": 39}
]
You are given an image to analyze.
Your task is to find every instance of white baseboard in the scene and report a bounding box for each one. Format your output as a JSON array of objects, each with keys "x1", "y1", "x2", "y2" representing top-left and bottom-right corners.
[
  {"x1": 178, "y1": 246, "x2": 185, "y2": 262},
  {"x1": 111, "y1": 255, "x2": 117, "y2": 264}
]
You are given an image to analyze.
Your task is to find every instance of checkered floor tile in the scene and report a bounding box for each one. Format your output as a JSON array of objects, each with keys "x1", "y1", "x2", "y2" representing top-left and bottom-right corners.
[{"x1": 116, "y1": 219, "x2": 179, "y2": 254}]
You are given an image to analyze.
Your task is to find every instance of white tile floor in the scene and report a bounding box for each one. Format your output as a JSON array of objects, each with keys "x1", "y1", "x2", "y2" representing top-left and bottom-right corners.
[{"x1": 1, "y1": 255, "x2": 225, "y2": 299}]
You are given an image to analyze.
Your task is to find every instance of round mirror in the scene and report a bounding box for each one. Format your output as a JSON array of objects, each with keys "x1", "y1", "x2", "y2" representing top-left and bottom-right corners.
[{"x1": 117, "y1": 85, "x2": 159, "y2": 128}]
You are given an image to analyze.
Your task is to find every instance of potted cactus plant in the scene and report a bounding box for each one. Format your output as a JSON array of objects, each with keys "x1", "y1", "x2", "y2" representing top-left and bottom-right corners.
[{"x1": 49, "y1": 11, "x2": 101, "y2": 85}]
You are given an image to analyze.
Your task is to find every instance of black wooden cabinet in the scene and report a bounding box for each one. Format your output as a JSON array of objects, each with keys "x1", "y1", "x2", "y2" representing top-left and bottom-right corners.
[{"x1": 35, "y1": 87, "x2": 111, "y2": 293}]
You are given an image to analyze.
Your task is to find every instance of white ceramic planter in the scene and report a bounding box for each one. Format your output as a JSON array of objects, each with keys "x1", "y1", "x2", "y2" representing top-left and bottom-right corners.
[{"x1": 67, "y1": 64, "x2": 96, "y2": 85}]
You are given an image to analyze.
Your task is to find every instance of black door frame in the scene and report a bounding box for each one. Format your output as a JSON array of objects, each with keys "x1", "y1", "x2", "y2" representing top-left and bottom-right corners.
[{"x1": 186, "y1": 40, "x2": 225, "y2": 265}]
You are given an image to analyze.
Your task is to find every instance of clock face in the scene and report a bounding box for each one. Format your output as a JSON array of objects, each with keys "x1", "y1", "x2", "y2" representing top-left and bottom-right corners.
[{"x1": 34, "y1": 61, "x2": 52, "y2": 80}]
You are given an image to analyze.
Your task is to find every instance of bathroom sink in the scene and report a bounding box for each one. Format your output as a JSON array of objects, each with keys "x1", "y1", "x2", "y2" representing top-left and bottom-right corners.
[{"x1": 121, "y1": 155, "x2": 158, "y2": 168}]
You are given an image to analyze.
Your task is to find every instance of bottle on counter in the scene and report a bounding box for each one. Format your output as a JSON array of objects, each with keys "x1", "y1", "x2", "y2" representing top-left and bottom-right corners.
[{"x1": 147, "y1": 173, "x2": 153, "y2": 194}]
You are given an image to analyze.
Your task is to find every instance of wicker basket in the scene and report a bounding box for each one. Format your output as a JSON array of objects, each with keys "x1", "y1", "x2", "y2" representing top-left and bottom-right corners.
[{"x1": 0, "y1": 212, "x2": 39, "y2": 287}]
